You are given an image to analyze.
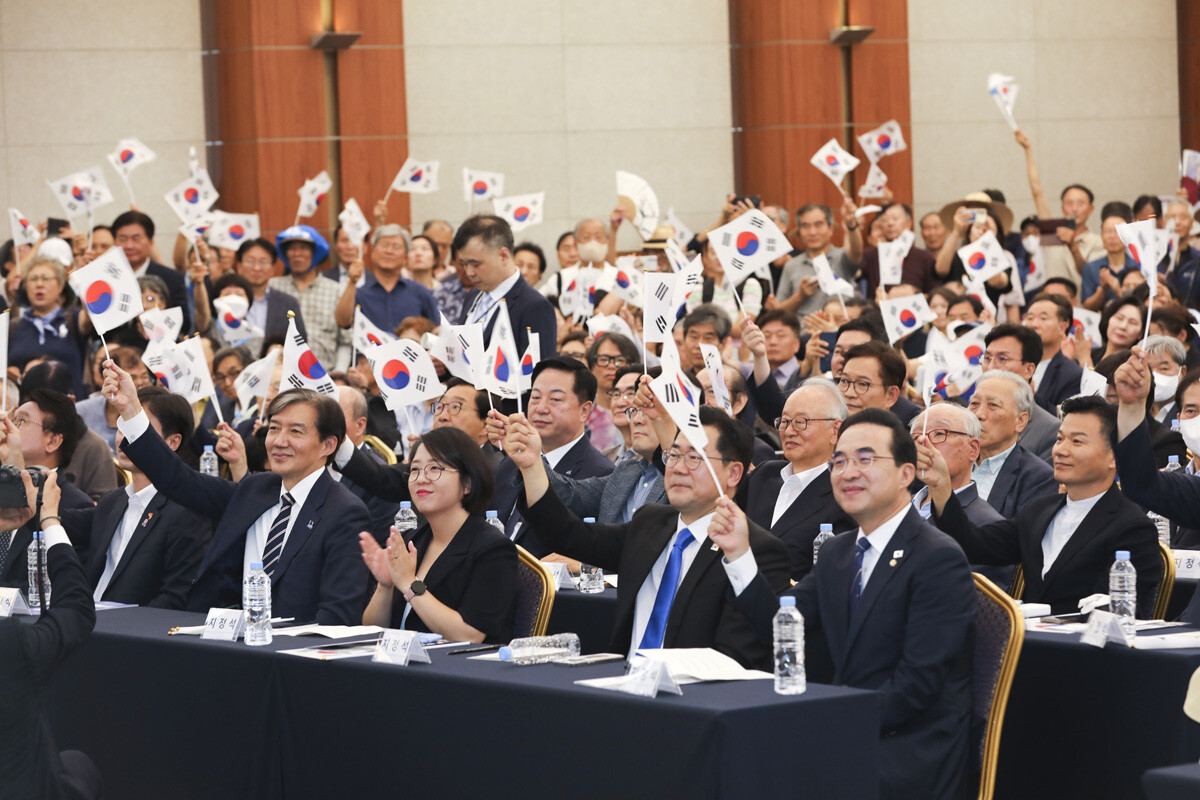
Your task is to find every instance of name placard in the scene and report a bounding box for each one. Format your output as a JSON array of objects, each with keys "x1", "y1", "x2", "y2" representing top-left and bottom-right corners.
[
  {"x1": 200, "y1": 609, "x2": 247, "y2": 641},
  {"x1": 1173, "y1": 550, "x2": 1200, "y2": 580},
  {"x1": 0, "y1": 588, "x2": 31, "y2": 618},
  {"x1": 372, "y1": 630, "x2": 431, "y2": 666},
  {"x1": 1080, "y1": 610, "x2": 1134, "y2": 649},
  {"x1": 541, "y1": 561, "x2": 574, "y2": 591}
]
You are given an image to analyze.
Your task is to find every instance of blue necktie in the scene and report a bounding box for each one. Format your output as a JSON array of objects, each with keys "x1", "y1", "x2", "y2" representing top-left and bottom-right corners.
[
  {"x1": 639, "y1": 528, "x2": 694, "y2": 650},
  {"x1": 848, "y1": 536, "x2": 872, "y2": 617}
]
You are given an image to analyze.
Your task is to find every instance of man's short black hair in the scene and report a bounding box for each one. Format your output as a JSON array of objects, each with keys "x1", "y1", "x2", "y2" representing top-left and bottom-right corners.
[
  {"x1": 985, "y1": 323, "x2": 1043, "y2": 365},
  {"x1": 1060, "y1": 183, "x2": 1095, "y2": 204},
  {"x1": 842, "y1": 341, "x2": 906, "y2": 388},
  {"x1": 236, "y1": 238, "x2": 277, "y2": 263},
  {"x1": 111, "y1": 210, "x2": 155, "y2": 240},
  {"x1": 795, "y1": 203, "x2": 833, "y2": 226},
  {"x1": 19, "y1": 360, "x2": 74, "y2": 399},
  {"x1": 24, "y1": 388, "x2": 81, "y2": 467},
  {"x1": 556, "y1": 230, "x2": 575, "y2": 250},
  {"x1": 586, "y1": 333, "x2": 640, "y2": 369},
  {"x1": 948, "y1": 294, "x2": 983, "y2": 316},
  {"x1": 442, "y1": 377, "x2": 490, "y2": 421},
  {"x1": 530, "y1": 356, "x2": 598, "y2": 405},
  {"x1": 264, "y1": 389, "x2": 345, "y2": 465},
  {"x1": 838, "y1": 407, "x2": 917, "y2": 467},
  {"x1": 1151, "y1": 302, "x2": 1191, "y2": 339},
  {"x1": 413, "y1": 427, "x2": 494, "y2": 515},
  {"x1": 755, "y1": 308, "x2": 801, "y2": 338},
  {"x1": 696, "y1": 405, "x2": 752, "y2": 475},
  {"x1": 1059, "y1": 394, "x2": 1117, "y2": 451},
  {"x1": 835, "y1": 316, "x2": 886, "y2": 345},
  {"x1": 1133, "y1": 195, "x2": 1163, "y2": 220},
  {"x1": 1176, "y1": 370, "x2": 1200, "y2": 410},
  {"x1": 1100, "y1": 200, "x2": 1133, "y2": 224},
  {"x1": 513, "y1": 242, "x2": 546, "y2": 276},
  {"x1": 138, "y1": 385, "x2": 195, "y2": 449},
  {"x1": 1041, "y1": 277, "x2": 1078, "y2": 299},
  {"x1": 451, "y1": 215, "x2": 515, "y2": 256},
  {"x1": 1029, "y1": 292, "x2": 1075, "y2": 328},
  {"x1": 683, "y1": 304, "x2": 732, "y2": 341},
  {"x1": 613, "y1": 364, "x2": 645, "y2": 387},
  {"x1": 92, "y1": 224, "x2": 113, "y2": 236},
  {"x1": 879, "y1": 201, "x2": 913, "y2": 221}
]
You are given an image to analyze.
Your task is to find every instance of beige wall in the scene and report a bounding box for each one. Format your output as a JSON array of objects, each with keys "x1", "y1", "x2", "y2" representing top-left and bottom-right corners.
[
  {"x1": 907, "y1": 0, "x2": 1180, "y2": 236},
  {"x1": 402, "y1": 0, "x2": 733, "y2": 266},
  {"x1": 0, "y1": 0, "x2": 205, "y2": 254}
]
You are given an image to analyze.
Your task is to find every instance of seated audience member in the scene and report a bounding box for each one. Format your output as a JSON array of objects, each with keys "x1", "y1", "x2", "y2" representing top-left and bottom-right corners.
[
  {"x1": 1141, "y1": 335, "x2": 1187, "y2": 424},
  {"x1": 714, "y1": 408, "x2": 976, "y2": 800},
  {"x1": 920, "y1": 210, "x2": 948, "y2": 254},
  {"x1": 837, "y1": 341, "x2": 920, "y2": 426},
  {"x1": 1147, "y1": 302, "x2": 1199, "y2": 370},
  {"x1": 234, "y1": 238, "x2": 306, "y2": 345},
  {"x1": 0, "y1": 473, "x2": 101, "y2": 800},
  {"x1": 966, "y1": 371, "x2": 1059, "y2": 518},
  {"x1": 910, "y1": 403, "x2": 1003, "y2": 527},
  {"x1": 360, "y1": 428, "x2": 518, "y2": 643},
  {"x1": 1166, "y1": 199, "x2": 1200, "y2": 306},
  {"x1": 325, "y1": 222, "x2": 370, "y2": 289},
  {"x1": 754, "y1": 309, "x2": 805, "y2": 392},
  {"x1": 774, "y1": 200, "x2": 862, "y2": 319},
  {"x1": 981, "y1": 324, "x2": 1059, "y2": 460},
  {"x1": 75, "y1": 347, "x2": 151, "y2": 454},
  {"x1": 112, "y1": 210, "x2": 191, "y2": 331},
  {"x1": 693, "y1": 359, "x2": 774, "y2": 465},
  {"x1": 680, "y1": 304, "x2": 732, "y2": 372},
  {"x1": 744, "y1": 378, "x2": 854, "y2": 580},
  {"x1": 1023, "y1": 292, "x2": 1083, "y2": 412},
  {"x1": 335, "y1": 386, "x2": 402, "y2": 546},
  {"x1": 558, "y1": 330, "x2": 588, "y2": 363},
  {"x1": 606, "y1": 365, "x2": 642, "y2": 459},
  {"x1": 1079, "y1": 201, "x2": 1134, "y2": 311},
  {"x1": 508, "y1": 405, "x2": 791, "y2": 669},
  {"x1": 103, "y1": 362, "x2": 370, "y2": 625},
  {"x1": 407, "y1": 234, "x2": 441, "y2": 291},
  {"x1": 1093, "y1": 349, "x2": 1186, "y2": 468},
  {"x1": 858, "y1": 202, "x2": 938, "y2": 296},
  {"x1": 59, "y1": 387, "x2": 212, "y2": 608},
  {"x1": 10, "y1": 255, "x2": 88, "y2": 397},
  {"x1": 585, "y1": 333, "x2": 640, "y2": 457},
  {"x1": 270, "y1": 225, "x2": 346, "y2": 371},
  {"x1": 927, "y1": 395, "x2": 1160, "y2": 616},
  {"x1": 1091, "y1": 296, "x2": 1145, "y2": 369}
]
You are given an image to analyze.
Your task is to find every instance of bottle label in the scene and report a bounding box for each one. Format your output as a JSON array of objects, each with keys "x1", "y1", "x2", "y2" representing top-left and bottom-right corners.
[
  {"x1": 372, "y1": 630, "x2": 431, "y2": 666},
  {"x1": 201, "y1": 608, "x2": 247, "y2": 641},
  {"x1": 0, "y1": 587, "x2": 32, "y2": 617}
]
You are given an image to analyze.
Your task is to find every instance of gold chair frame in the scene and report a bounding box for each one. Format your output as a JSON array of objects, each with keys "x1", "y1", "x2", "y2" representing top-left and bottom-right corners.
[
  {"x1": 515, "y1": 544, "x2": 555, "y2": 638},
  {"x1": 974, "y1": 573, "x2": 1025, "y2": 800},
  {"x1": 1154, "y1": 541, "x2": 1176, "y2": 621},
  {"x1": 362, "y1": 434, "x2": 398, "y2": 465}
]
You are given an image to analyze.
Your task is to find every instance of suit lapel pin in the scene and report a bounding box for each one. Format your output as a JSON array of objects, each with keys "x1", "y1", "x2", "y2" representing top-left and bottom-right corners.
[
  {"x1": 141, "y1": 512, "x2": 154, "y2": 528},
  {"x1": 890, "y1": 549, "x2": 903, "y2": 567},
  {"x1": 710, "y1": 541, "x2": 720, "y2": 552},
  {"x1": 307, "y1": 520, "x2": 315, "y2": 529}
]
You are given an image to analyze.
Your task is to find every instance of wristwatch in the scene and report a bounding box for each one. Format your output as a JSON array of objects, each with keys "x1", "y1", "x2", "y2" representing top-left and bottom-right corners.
[{"x1": 403, "y1": 580, "x2": 427, "y2": 603}]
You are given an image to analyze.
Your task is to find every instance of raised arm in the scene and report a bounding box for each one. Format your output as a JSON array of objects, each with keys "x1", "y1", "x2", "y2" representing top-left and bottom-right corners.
[
  {"x1": 1016, "y1": 130, "x2": 1054, "y2": 220},
  {"x1": 334, "y1": 262, "x2": 364, "y2": 329}
]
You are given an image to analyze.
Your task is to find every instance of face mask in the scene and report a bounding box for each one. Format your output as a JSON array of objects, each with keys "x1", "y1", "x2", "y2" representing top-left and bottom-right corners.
[
  {"x1": 1179, "y1": 415, "x2": 1200, "y2": 455},
  {"x1": 1022, "y1": 235, "x2": 1040, "y2": 254},
  {"x1": 1154, "y1": 371, "x2": 1180, "y2": 404},
  {"x1": 577, "y1": 241, "x2": 607, "y2": 265}
]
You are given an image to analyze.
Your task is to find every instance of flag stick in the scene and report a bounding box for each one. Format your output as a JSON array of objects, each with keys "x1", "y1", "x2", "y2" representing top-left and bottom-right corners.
[
  {"x1": 640, "y1": 277, "x2": 649, "y2": 373},
  {"x1": 98, "y1": 330, "x2": 115, "y2": 399},
  {"x1": 728, "y1": 278, "x2": 745, "y2": 315},
  {"x1": 837, "y1": 292, "x2": 848, "y2": 318},
  {"x1": 210, "y1": 390, "x2": 225, "y2": 425},
  {"x1": 1142, "y1": 290, "x2": 1154, "y2": 348},
  {"x1": 120, "y1": 172, "x2": 136, "y2": 207},
  {"x1": 86, "y1": 204, "x2": 94, "y2": 252},
  {"x1": 699, "y1": 449, "x2": 726, "y2": 499},
  {"x1": 383, "y1": 186, "x2": 394, "y2": 204}
]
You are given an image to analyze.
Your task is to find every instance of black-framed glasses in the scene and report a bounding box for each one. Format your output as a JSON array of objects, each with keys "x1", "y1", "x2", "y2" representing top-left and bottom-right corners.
[
  {"x1": 407, "y1": 464, "x2": 459, "y2": 482},
  {"x1": 829, "y1": 452, "x2": 895, "y2": 473},
  {"x1": 835, "y1": 376, "x2": 874, "y2": 395},
  {"x1": 434, "y1": 400, "x2": 465, "y2": 416},
  {"x1": 663, "y1": 448, "x2": 731, "y2": 471},
  {"x1": 914, "y1": 429, "x2": 971, "y2": 445},
  {"x1": 595, "y1": 355, "x2": 630, "y2": 368},
  {"x1": 607, "y1": 388, "x2": 638, "y2": 400},
  {"x1": 774, "y1": 417, "x2": 837, "y2": 432}
]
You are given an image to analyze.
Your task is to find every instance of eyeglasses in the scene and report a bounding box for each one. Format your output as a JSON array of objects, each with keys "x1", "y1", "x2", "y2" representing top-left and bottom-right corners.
[
  {"x1": 594, "y1": 355, "x2": 629, "y2": 368},
  {"x1": 835, "y1": 376, "x2": 875, "y2": 395},
  {"x1": 434, "y1": 400, "x2": 465, "y2": 416},
  {"x1": 607, "y1": 388, "x2": 638, "y2": 400},
  {"x1": 214, "y1": 370, "x2": 242, "y2": 385},
  {"x1": 408, "y1": 464, "x2": 459, "y2": 482},
  {"x1": 11, "y1": 415, "x2": 44, "y2": 431},
  {"x1": 663, "y1": 448, "x2": 730, "y2": 471},
  {"x1": 774, "y1": 417, "x2": 837, "y2": 432},
  {"x1": 624, "y1": 406, "x2": 645, "y2": 421},
  {"x1": 913, "y1": 429, "x2": 971, "y2": 445},
  {"x1": 828, "y1": 452, "x2": 895, "y2": 473},
  {"x1": 980, "y1": 353, "x2": 1021, "y2": 368}
]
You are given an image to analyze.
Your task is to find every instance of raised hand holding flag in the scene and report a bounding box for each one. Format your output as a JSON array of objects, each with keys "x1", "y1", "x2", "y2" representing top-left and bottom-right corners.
[
  {"x1": 281, "y1": 314, "x2": 336, "y2": 396},
  {"x1": 880, "y1": 294, "x2": 935, "y2": 344},
  {"x1": 483, "y1": 301, "x2": 522, "y2": 408},
  {"x1": 708, "y1": 209, "x2": 789, "y2": 294},
  {"x1": 956, "y1": 231, "x2": 1009, "y2": 283},
  {"x1": 1115, "y1": 217, "x2": 1164, "y2": 342},
  {"x1": 649, "y1": 366, "x2": 726, "y2": 496},
  {"x1": 70, "y1": 247, "x2": 144, "y2": 335},
  {"x1": 988, "y1": 73, "x2": 1019, "y2": 131},
  {"x1": 338, "y1": 199, "x2": 372, "y2": 260},
  {"x1": 165, "y1": 169, "x2": 218, "y2": 224}
]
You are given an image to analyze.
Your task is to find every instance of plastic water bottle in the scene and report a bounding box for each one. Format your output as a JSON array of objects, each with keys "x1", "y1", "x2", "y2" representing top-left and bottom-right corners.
[
  {"x1": 26, "y1": 532, "x2": 49, "y2": 607},
  {"x1": 1165, "y1": 455, "x2": 1183, "y2": 474},
  {"x1": 485, "y1": 510, "x2": 505, "y2": 534},
  {"x1": 199, "y1": 445, "x2": 219, "y2": 477},
  {"x1": 497, "y1": 633, "x2": 581, "y2": 664},
  {"x1": 1109, "y1": 550, "x2": 1137, "y2": 639},
  {"x1": 774, "y1": 596, "x2": 805, "y2": 694},
  {"x1": 393, "y1": 501, "x2": 418, "y2": 536},
  {"x1": 242, "y1": 561, "x2": 272, "y2": 646},
  {"x1": 812, "y1": 524, "x2": 834, "y2": 565},
  {"x1": 1148, "y1": 511, "x2": 1172, "y2": 547}
]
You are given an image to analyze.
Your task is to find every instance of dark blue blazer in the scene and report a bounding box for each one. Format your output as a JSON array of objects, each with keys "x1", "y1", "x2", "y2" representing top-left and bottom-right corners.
[
  {"x1": 734, "y1": 507, "x2": 976, "y2": 800},
  {"x1": 743, "y1": 462, "x2": 854, "y2": 581},
  {"x1": 981, "y1": 444, "x2": 1058, "y2": 519},
  {"x1": 341, "y1": 444, "x2": 402, "y2": 546},
  {"x1": 1034, "y1": 350, "x2": 1082, "y2": 414},
  {"x1": 121, "y1": 423, "x2": 369, "y2": 624},
  {"x1": 889, "y1": 395, "x2": 921, "y2": 427},
  {"x1": 458, "y1": 275, "x2": 556, "y2": 358}
]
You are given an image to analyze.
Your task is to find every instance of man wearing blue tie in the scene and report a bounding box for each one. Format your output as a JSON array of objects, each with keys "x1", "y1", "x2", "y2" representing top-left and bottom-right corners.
[{"x1": 710, "y1": 408, "x2": 976, "y2": 800}]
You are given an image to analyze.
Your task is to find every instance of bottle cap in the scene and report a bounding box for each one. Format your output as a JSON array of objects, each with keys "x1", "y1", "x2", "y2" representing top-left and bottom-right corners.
[
  {"x1": 819, "y1": 523, "x2": 833, "y2": 532},
  {"x1": 486, "y1": 510, "x2": 498, "y2": 518},
  {"x1": 204, "y1": 444, "x2": 214, "y2": 452},
  {"x1": 1170, "y1": 455, "x2": 1180, "y2": 463},
  {"x1": 780, "y1": 596, "x2": 797, "y2": 607},
  {"x1": 1115, "y1": 550, "x2": 1130, "y2": 560},
  {"x1": 497, "y1": 646, "x2": 512, "y2": 661},
  {"x1": 399, "y1": 501, "x2": 412, "y2": 509},
  {"x1": 583, "y1": 517, "x2": 596, "y2": 523}
]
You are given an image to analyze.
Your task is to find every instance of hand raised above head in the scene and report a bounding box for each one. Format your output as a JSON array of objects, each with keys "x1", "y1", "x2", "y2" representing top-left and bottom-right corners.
[
  {"x1": 1113, "y1": 347, "x2": 1150, "y2": 407},
  {"x1": 101, "y1": 360, "x2": 141, "y2": 420}
]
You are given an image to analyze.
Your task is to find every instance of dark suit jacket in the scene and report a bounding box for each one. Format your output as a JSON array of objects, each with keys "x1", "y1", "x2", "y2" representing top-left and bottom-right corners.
[
  {"x1": 980, "y1": 443, "x2": 1058, "y2": 519},
  {"x1": 1148, "y1": 416, "x2": 1188, "y2": 469},
  {"x1": 744, "y1": 462, "x2": 855, "y2": 581},
  {"x1": 545, "y1": 451, "x2": 666, "y2": 524},
  {"x1": 459, "y1": 275, "x2": 556, "y2": 359},
  {"x1": 1034, "y1": 351, "x2": 1082, "y2": 413},
  {"x1": 520, "y1": 487, "x2": 791, "y2": 669},
  {"x1": 934, "y1": 483, "x2": 1161, "y2": 616},
  {"x1": 264, "y1": 288, "x2": 305, "y2": 343},
  {"x1": 341, "y1": 444, "x2": 401, "y2": 546},
  {"x1": 146, "y1": 259, "x2": 191, "y2": 333},
  {"x1": 388, "y1": 516, "x2": 518, "y2": 643},
  {"x1": 1018, "y1": 402, "x2": 1059, "y2": 462},
  {"x1": 0, "y1": 476, "x2": 93, "y2": 590},
  {"x1": 364, "y1": 394, "x2": 402, "y2": 452},
  {"x1": 1116, "y1": 419, "x2": 1200, "y2": 544},
  {"x1": 734, "y1": 508, "x2": 975, "y2": 800},
  {"x1": 121, "y1": 423, "x2": 369, "y2": 624},
  {"x1": 0, "y1": 542, "x2": 97, "y2": 800},
  {"x1": 889, "y1": 395, "x2": 921, "y2": 427},
  {"x1": 62, "y1": 487, "x2": 212, "y2": 609}
]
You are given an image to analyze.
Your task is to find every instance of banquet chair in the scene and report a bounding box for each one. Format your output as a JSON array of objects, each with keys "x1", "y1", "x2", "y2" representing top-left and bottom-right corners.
[
  {"x1": 513, "y1": 545, "x2": 555, "y2": 638},
  {"x1": 972, "y1": 573, "x2": 1025, "y2": 800}
]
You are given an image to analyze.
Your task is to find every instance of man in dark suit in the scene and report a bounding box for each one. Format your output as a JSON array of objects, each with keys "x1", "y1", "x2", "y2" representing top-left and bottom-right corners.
[
  {"x1": 838, "y1": 340, "x2": 919, "y2": 426},
  {"x1": 60, "y1": 387, "x2": 211, "y2": 609},
  {"x1": 1024, "y1": 293, "x2": 1083, "y2": 413},
  {"x1": 981, "y1": 323, "x2": 1060, "y2": 461},
  {"x1": 927, "y1": 395, "x2": 1160, "y2": 615},
  {"x1": 112, "y1": 210, "x2": 191, "y2": 332},
  {"x1": 910, "y1": 403, "x2": 1004, "y2": 527},
  {"x1": 508, "y1": 405, "x2": 791, "y2": 669},
  {"x1": 335, "y1": 386, "x2": 400, "y2": 546},
  {"x1": 743, "y1": 378, "x2": 853, "y2": 581},
  {"x1": 103, "y1": 363, "x2": 370, "y2": 624},
  {"x1": 0, "y1": 472, "x2": 101, "y2": 800},
  {"x1": 968, "y1": 372, "x2": 1059, "y2": 518},
  {"x1": 713, "y1": 408, "x2": 976, "y2": 800}
]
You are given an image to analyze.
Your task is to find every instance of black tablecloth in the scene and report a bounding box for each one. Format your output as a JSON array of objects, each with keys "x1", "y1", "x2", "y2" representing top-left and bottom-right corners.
[
  {"x1": 1168, "y1": 577, "x2": 1198, "y2": 621},
  {"x1": 547, "y1": 586, "x2": 619, "y2": 653},
  {"x1": 1143, "y1": 762, "x2": 1200, "y2": 800},
  {"x1": 40, "y1": 607, "x2": 881, "y2": 800}
]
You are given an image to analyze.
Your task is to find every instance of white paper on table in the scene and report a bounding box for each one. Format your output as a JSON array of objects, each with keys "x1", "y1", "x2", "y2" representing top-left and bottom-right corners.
[
  {"x1": 633, "y1": 647, "x2": 773, "y2": 682},
  {"x1": 272, "y1": 624, "x2": 385, "y2": 638},
  {"x1": 1134, "y1": 631, "x2": 1200, "y2": 650},
  {"x1": 1018, "y1": 603, "x2": 1051, "y2": 618},
  {"x1": 605, "y1": 574, "x2": 619, "y2": 588},
  {"x1": 279, "y1": 645, "x2": 379, "y2": 660}
]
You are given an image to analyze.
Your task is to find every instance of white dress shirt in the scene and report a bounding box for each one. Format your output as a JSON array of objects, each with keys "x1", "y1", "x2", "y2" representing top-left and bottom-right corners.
[
  {"x1": 544, "y1": 433, "x2": 585, "y2": 470},
  {"x1": 93, "y1": 483, "x2": 158, "y2": 601},
  {"x1": 629, "y1": 512, "x2": 712, "y2": 658},
  {"x1": 912, "y1": 483, "x2": 971, "y2": 520},
  {"x1": 465, "y1": 270, "x2": 520, "y2": 326},
  {"x1": 771, "y1": 462, "x2": 827, "y2": 527},
  {"x1": 1032, "y1": 359, "x2": 1050, "y2": 392},
  {"x1": 1041, "y1": 492, "x2": 1105, "y2": 578}
]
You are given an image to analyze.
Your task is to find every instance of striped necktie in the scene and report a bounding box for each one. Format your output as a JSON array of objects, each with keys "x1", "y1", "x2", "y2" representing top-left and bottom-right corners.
[
  {"x1": 468, "y1": 291, "x2": 497, "y2": 324},
  {"x1": 262, "y1": 493, "x2": 295, "y2": 578},
  {"x1": 848, "y1": 536, "x2": 872, "y2": 617}
]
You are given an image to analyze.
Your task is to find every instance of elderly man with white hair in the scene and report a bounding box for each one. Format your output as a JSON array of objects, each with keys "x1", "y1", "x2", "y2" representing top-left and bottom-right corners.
[
  {"x1": 1142, "y1": 334, "x2": 1187, "y2": 424},
  {"x1": 966, "y1": 371, "x2": 1059, "y2": 519},
  {"x1": 335, "y1": 223, "x2": 439, "y2": 334},
  {"x1": 910, "y1": 402, "x2": 1004, "y2": 527}
]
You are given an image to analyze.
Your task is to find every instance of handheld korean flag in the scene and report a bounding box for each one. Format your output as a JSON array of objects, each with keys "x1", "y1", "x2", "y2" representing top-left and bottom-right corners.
[
  {"x1": 139, "y1": 306, "x2": 183, "y2": 343},
  {"x1": 281, "y1": 314, "x2": 336, "y2": 396},
  {"x1": 810, "y1": 139, "x2": 860, "y2": 192},
  {"x1": 430, "y1": 316, "x2": 485, "y2": 386},
  {"x1": 586, "y1": 314, "x2": 639, "y2": 344},
  {"x1": 649, "y1": 367, "x2": 725, "y2": 496},
  {"x1": 519, "y1": 331, "x2": 540, "y2": 392},
  {"x1": 463, "y1": 168, "x2": 504, "y2": 203},
  {"x1": 493, "y1": 192, "x2": 544, "y2": 233},
  {"x1": 69, "y1": 248, "x2": 143, "y2": 335},
  {"x1": 878, "y1": 239, "x2": 907, "y2": 287},
  {"x1": 143, "y1": 338, "x2": 187, "y2": 391},
  {"x1": 556, "y1": 266, "x2": 583, "y2": 320},
  {"x1": 48, "y1": 167, "x2": 113, "y2": 219},
  {"x1": 165, "y1": 169, "x2": 218, "y2": 224},
  {"x1": 698, "y1": 344, "x2": 732, "y2": 416},
  {"x1": 662, "y1": 209, "x2": 694, "y2": 249},
  {"x1": 961, "y1": 273, "x2": 998, "y2": 320},
  {"x1": 1024, "y1": 237, "x2": 1046, "y2": 293},
  {"x1": 812, "y1": 253, "x2": 855, "y2": 298},
  {"x1": 179, "y1": 212, "x2": 215, "y2": 243},
  {"x1": 233, "y1": 349, "x2": 281, "y2": 412},
  {"x1": 1073, "y1": 307, "x2": 1102, "y2": 348},
  {"x1": 207, "y1": 212, "x2": 260, "y2": 252},
  {"x1": 957, "y1": 231, "x2": 1009, "y2": 283},
  {"x1": 390, "y1": 158, "x2": 440, "y2": 195},
  {"x1": 1116, "y1": 217, "x2": 1164, "y2": 342},
  {"x1": 353, "y1": 306, "x2": 395, "y2": 354},
  {"x1": 373, "y1": 338, "x2": 443, "y2": 411},
  {"x1": 213, "y1": 294, "x2": 264, "y2": 345},
  {"x1": 616, "y1": 170, "x2": 661, "y2": 240},
  {"x1": 174, "y1": 335, "x2": 217, "y2": 405},
  {"x1": 643, "y1": 271, "x2": 680, "y2": 344},
  {"x1": 295, "y1": 170, "x2": 332, "y2": 223},
  {"x1": 673, "y1": 254, "x2": 704, "y2": 310},
  {"x1": 338, "y1": 199, "x2": 372, "y2": 260},
  {"x1": 858, "y1": 163, "x2": 888, "y2": 199},
  {"x1": 188, "y1": 146, "x2": 201, "y2": 178},
  {"x1": 708, "y1": 208, "x2": 789, "y2": 292},
  {"x1": 483, "y1": 301, "x2": 521, "y2": 406},
  {"x1": 664, "y1": 238, "x2": 691, "y2": 274},
  {"x1": 106, "y1": 138, "x2": 156, "y2": 204},
  {"x1": 1156, "y1": 221, "x2": 1179, "y2": 275},
  {"x1": 880, "y1": 294, "x2": 934, "y2": 344},
  {"x1": 607, "y1": 257, "x2": 646, "y2": 307},
  {"x1": 8, "y1": 209, "x2": 39, "y2": 248},
  {"x1": 857, "y1": 120, "x2": 907, "y2": 163},
  {"x1": 987, "y1": 73, "x2": 1019, "y2": 131}
]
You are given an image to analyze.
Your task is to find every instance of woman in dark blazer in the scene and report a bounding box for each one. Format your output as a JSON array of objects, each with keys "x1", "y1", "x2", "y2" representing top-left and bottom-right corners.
[{"x1": 360, "y1": 427, "x2": 518, "y2": 643}]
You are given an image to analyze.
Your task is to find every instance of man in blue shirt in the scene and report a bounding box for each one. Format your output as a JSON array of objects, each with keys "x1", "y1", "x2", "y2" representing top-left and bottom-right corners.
[{"x1": 335, "y1": 224, "x2": 439, "y2": 334}]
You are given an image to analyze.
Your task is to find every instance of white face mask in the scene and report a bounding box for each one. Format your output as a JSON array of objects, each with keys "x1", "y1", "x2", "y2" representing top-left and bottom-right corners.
[
  {"x1": 576, "y1": 241, "x2": 607, "y2": 265},
  {"x1": 1154, "y1": 370, "x2": 1181, "y2": 404},
  {"x1": 1022, "y1": 235, "x2": 1041, "y2": 254},
  {"x1": 1179, "y1": 415, "x2": 1200, "y2": 455}
]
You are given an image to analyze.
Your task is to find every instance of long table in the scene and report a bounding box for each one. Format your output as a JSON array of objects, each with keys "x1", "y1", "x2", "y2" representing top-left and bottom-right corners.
[
  {"x1": 40, "y1": 607, "x2": 881, "y2": 800},
  {"x1": 547, "y1": 587, "x2": 1200, "y2": 800}
]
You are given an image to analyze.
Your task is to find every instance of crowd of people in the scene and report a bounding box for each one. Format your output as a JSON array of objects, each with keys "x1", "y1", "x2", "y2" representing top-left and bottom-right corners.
[{"x1": 6, "y1": 127, "x2": 1200, "y2": 799}]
